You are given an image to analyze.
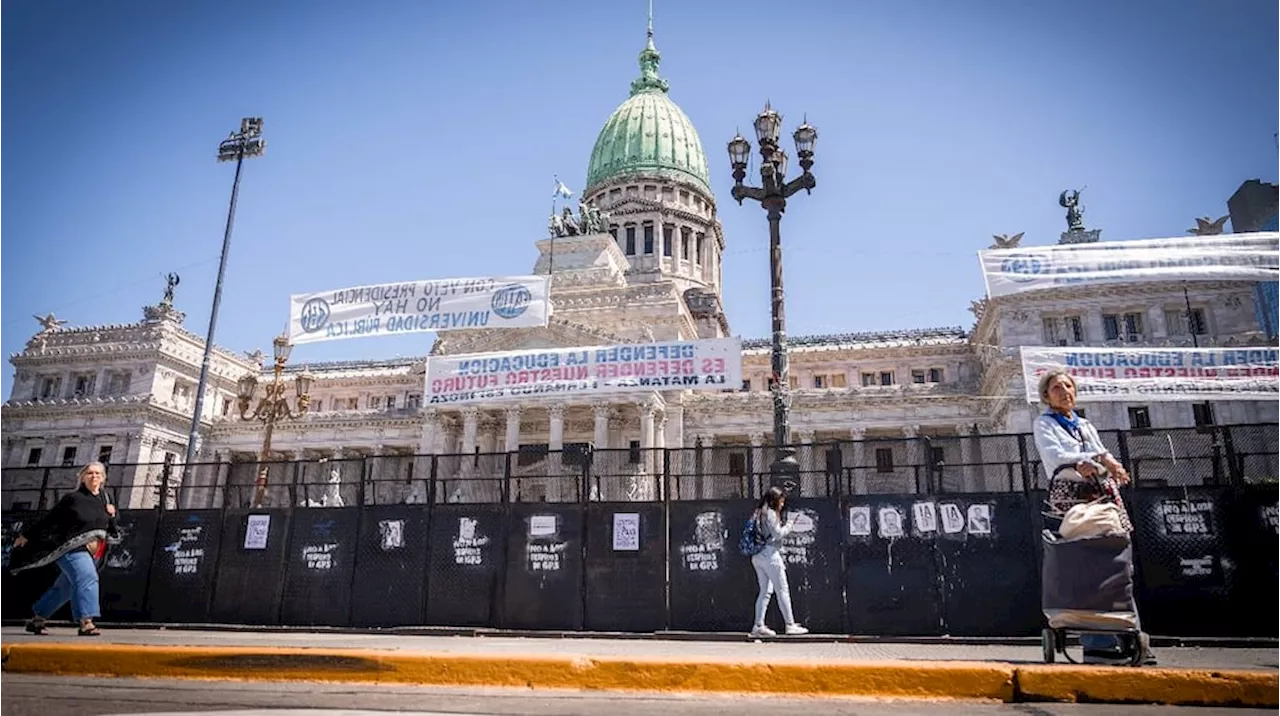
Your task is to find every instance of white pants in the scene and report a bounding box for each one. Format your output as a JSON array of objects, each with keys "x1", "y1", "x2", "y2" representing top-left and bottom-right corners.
[{"x1": 751, "y1": 547, "x2": 796, "y2": 627}]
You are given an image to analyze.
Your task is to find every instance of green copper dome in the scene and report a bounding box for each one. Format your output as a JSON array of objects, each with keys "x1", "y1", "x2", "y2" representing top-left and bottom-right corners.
[{"x1": 584, "y1": 20, "x2": 710, "y2": 195}]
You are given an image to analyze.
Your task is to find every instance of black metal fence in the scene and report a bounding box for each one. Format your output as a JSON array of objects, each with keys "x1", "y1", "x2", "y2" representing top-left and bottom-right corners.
[{"x1": 1, "y1": 424, "x2": 1274, "y2": 637}]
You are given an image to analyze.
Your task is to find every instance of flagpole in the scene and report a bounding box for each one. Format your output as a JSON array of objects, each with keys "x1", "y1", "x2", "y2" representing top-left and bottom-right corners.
[{"x1": 549, "y1": 196, "x2": 556, "y2": 277}]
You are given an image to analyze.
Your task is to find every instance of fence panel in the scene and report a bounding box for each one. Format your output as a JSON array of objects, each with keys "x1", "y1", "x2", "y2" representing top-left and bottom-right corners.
[
  {"x1": 209, "y1": 509, "x2": 292, "y2": 625},
  {"x1": 279, "y1": 507, "x2": 359, "y2": 626},
  {"x1": 146, "y1": 509, "x2": 224, "y2": 623},
  {"x1": 425, "y1": 504, "x2": 504, "y2": 627},
  {"x1": 583, "y1": 502, "x2": 666, "y2": 632},
  {"x1": 935, "y1": 493, "x2": 1040, "y2": 636},
  {"x1": 2, "y1": 511, "x2": 56, "y2": 619},
  {"x1": 503, "y1": 503, "x2": 584, "y2": 630},
  {"x1": 774, "y1": 498, "x2": 844, "y2": 634},
  {"x1": 99, "y1": 509, "x2": 160, "y2": 622},
  {"x1": 589, "y1": 449, "x2": 662, "y2": 503},
  {"x1": 1223, "y1": 484, "x2": 1278, "y2": 637},
  {"x1": 668, "y1": 500, "x2": 756, "y2": 632},
  {"x1": 351, "y1": 504, "x2": 431, "y2": 627},
  {"x1": 843, "y1": 496, "x2": 943, "y2": 635},
  {"x1": 1129, "y1": 487, "x2": 1236, "y2": 636}
]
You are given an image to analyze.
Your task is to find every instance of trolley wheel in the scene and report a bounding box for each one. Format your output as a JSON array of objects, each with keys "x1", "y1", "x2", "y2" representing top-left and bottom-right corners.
[{"x1": 1041, "y1": 628, "x2": 1056, "y2": 663}]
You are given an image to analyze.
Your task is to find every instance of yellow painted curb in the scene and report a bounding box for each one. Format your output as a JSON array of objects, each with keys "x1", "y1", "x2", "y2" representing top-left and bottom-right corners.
[
  {"x1": 1017, "y1": 664, "x2": 1279, "y2": 708},
  {"x1": 2, "y1": 643, "x2": 1013, "y2": 700}
]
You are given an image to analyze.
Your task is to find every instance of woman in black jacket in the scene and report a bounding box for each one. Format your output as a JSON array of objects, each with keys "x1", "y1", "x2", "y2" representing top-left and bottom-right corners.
[{"x1": 11, "y1": 461, "x2": 117, "y2": 635}]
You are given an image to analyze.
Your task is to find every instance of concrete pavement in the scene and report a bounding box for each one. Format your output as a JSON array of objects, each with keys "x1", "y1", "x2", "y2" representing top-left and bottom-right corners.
[{"x1": 1, "y1": 627, "x2": 1276, "y2": 708}]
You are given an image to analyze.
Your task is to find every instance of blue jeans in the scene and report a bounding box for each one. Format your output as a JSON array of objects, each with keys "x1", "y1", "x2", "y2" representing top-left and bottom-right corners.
[{"x1": 33, "y1": 549, "x2": 100, "y2": 622}]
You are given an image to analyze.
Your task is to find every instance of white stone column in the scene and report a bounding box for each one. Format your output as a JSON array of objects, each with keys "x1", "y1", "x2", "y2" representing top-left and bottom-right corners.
[
  {"x1": 849, "y1": 426, "x2": 867, "y2": 495},
  {"x1": 902, "y1": 424, "x2": 921, "y2": 494},
  {"x1": 1085, "y1": 306, "x2": 1106, "y2": 343},
  {"x1": 592, "y1": 404, "x2": 611, "y2": 450},
  {"x1": 956, "y1": 424, "x2": 977, "y2": 492},
  {"x1": 665, "y1": 404, "x2": 684, "y2": 456},
  {"x1": 418, "y1": 410, "x2": 440, "y2": 455},
  {"x1": 504, "y1": 407, "x2": 522, "y2": 453},
  {"x1": 1146, "y1": 305, "x2": 1168, "y2": 341},
  {"x1": 639, "y1": 403, "x2": 656, "y2": 474},
  {"x1": 547, "y1": 404, "x2": 565, "y2": 493},
  {"x1": 794, "y1": 429, "x2": 816, "y2": 497},
  {"x1": 460, "y1": 406, "x2": 479, "y2": 477},
  {"x1": 750, "y1": 433, "x2": 766, "y2": 481},
  {"x1": 697, "y1": 433, "x2": 716, "y2": 499}
]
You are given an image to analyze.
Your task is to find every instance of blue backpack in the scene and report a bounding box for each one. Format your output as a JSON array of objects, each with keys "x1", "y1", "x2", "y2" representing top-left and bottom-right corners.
[{"x1": 738, "y1": 512, "x2": 767, "y2": 557}]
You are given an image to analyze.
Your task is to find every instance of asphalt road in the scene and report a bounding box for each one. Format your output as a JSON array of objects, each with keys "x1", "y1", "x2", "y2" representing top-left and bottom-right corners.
[{"x1": 1, "y1": 675, "x2": 1274, "y2": 716}]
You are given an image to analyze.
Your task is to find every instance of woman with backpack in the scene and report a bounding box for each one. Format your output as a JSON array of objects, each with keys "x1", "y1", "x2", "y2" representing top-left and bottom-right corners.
[{"x1": 748, "y1": 486, "x2": 808, "y2": 637}]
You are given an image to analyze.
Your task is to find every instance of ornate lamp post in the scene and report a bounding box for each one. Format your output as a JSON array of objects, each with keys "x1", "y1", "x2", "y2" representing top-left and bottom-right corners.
[
  {"x1": 727, "y1": 104, "x2": 818, "y2": 491},
  {"x1": 237, "y1": 334, "x2": 313, "y2": 508},
  {"x1": 184, "y1": 118, "x2": 267, "y2": 472}
]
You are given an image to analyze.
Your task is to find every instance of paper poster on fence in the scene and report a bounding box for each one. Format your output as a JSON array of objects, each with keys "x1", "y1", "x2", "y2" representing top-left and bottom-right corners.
[
  {"x1": 979, "y1": 232, "x2": 1278, "y2": 299},
  {"x1": 1021, "y1": 346, "x2": 1279, "y2": 402},
  {"x1": 424, "y1": 338, "x2": 743, "y2": 405},
  {"x1": 288, "y1": 276, "x2": 550, "y2": 344}
]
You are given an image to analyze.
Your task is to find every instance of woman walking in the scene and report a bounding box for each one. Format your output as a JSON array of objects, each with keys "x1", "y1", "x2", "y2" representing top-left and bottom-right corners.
[
  {"x1": 1033, "y1": 369, "x2": 1154, "y2": 665},
  {"x1": 749, "y1": 486, "x2": 809, "y2": 637},
  {"x1": 10, "y1": 462, "x2": 117, "y2": 636}
]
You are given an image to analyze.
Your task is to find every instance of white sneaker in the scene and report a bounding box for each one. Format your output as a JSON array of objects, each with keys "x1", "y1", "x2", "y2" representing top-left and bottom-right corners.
[
  {"x1": 784, "y1": 624, "x2": 809, "y2": 635},
  {"x1": 749, "y1": 625, "x2": 776, "y2": 637}
]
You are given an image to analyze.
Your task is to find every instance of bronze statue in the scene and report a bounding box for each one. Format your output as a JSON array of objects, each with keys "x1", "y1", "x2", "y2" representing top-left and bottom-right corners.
[
  {"x1": 162, "y1": 273, "x2": 180, "y2": 305},
  {"x1": 990, "y1": 232, "x2": 1024, "y2": 249},
  {"x1": 33, "y1": 313, "x2": 67, "y2": 334},
  {"x1": 1059, "y1": 189, "x2": 1085, "y2": 232}
]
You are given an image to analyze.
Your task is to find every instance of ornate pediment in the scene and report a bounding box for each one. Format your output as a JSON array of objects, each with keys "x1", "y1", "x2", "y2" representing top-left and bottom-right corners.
[{"x1": 430, "y1": 318, "x2": 632, "y2": 356}]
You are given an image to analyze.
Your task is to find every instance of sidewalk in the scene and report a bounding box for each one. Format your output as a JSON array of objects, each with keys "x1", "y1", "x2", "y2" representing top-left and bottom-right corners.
[{"x1": 2, "y1": 627, "x2": 1276, "y2": 707}]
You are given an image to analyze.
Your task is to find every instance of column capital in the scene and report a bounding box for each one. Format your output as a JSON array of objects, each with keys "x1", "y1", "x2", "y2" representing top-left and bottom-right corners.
[
  {"x1": 504, "y1": 405, "x2": 523, "y2": 421},
  {"x1": 637, "y1": 401, "x2": 660, "y2": 418},
  {"x1": 547, "y1": 403, "x2": 566, "y2": 420},
  {"x1": 749, "y1": 433, "x2": 765, "y2": 448},
  {"x1": 460, "y1": 405, "x2": 480, "y2": 421},
  {"x1": 656, "y1": 414, "x2": 668, "y2": 430},
  {"x1": 901, "y1": 424, "x2": 920, "y2": 439},
  {"x1": 793, "y1": 429, "x2": 815, "y2": 444},
  {"x1": 423, "y1": 407, "x2": 441, "y2": 425},
  {"x1": 849, "y1": 426, "x2": 867, "y2": 441},
  {"x1": 954, "y1": 423, "x2": 975, "y2": 437},
  {"x1": 592, "y1": 402, "x2": 614, "y2": 420}
]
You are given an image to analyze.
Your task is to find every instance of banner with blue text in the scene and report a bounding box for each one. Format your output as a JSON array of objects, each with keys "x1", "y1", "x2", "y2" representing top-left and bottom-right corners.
[
  {"x1": 288, "y1": 277, "x2": 550, "y2": 344},
  {"x1": 979, "y1": 232, "x2": 1278, "y2": 299},
  {"x1": 1020, "y1": 346, "x2": 1279, "y2": 402},
  {"x1": 425, "y1": 338, "x2": 743, "y2": 405}
]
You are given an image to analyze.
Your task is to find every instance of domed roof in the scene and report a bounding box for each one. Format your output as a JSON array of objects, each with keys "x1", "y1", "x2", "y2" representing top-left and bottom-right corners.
[{"x1": 585, "y1": 21, "x2": 710, "y2": 195}]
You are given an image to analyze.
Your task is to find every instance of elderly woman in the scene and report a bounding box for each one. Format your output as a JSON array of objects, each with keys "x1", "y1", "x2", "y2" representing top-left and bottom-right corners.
[
  {"x1": 1033, "y1": 369, "x2": 1153, "y2": 665},
  {"x1": 10, "y1": 462, "x2": 116, "y2": 636}
]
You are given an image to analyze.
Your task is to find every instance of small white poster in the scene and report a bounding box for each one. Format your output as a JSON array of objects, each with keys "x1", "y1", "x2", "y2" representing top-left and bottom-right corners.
[
  {"x1": 912, "y1": 502, "x2": 938, "y2": 533},
  {"x1": 530, "y1": 514, "x2": 557, "y2": 537},
  {"x1": 789, "y1": 511, "x2": 815, "y2": 533},
  {"x1": 378, "y1": 519, "x2": 404, "y2": 550},
  {"x1": 967, "y1": 504, "x2": 992, "y2": 535},
  {"x1": 939, "y1": 503, "x2": 966, "y2": 534},
  {"x1": 848, "y1": 506, "x2": 871, "y2": 537},
  {"x1": 612, "y1": 513, "x2": 640, "y2": 551},
  {"x1": 459, "y1": 517, "x2": 477, "y2": 541},
  {"x1": 878, "y1": 507, "x2": 904, "y2": 539},
  {"x1": 244, "y1": 514, "x2": 270, "y2": 550}
]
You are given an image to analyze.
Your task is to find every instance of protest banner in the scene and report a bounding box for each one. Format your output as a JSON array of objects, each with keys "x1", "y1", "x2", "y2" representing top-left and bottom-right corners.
[
  {"x1": 979, "y1": 232, "x2": 1278, "y2": 299},
  {"x1": 288, "y1": 276, "x2": 550, "y2": 344},
  {"x1": 425, "y1": 338, "x2": 743, "y2": 405},
  {"x1": 1020, "y1": 346, "x2": 1279, "y2": 402}
]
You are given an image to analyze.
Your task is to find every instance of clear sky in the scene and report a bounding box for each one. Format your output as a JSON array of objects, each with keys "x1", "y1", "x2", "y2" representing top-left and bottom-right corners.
[{"x1": 3, "y1": 0, "x2": 1276, "y2": 397}]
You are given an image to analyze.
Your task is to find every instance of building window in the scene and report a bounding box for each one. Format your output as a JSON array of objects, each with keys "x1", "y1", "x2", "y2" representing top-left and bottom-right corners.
[
  {"x1": 39, "y1": 376, "x2": 61, "y2": 400},
  {"x1": 662, "y1": 186, "x2": 674, "y2": 203},
  {"x1": 385, "y1": 395, "x2": 397, "y2": 409},
  {"x1": 788, "y1": 375, "x2": 798, "y2": 389},
  {"x1": 105, "y1": 371, "x2": 131, "y2": 396},
  {"x1": 1104, "y1": 312, "x2": 1145, "y2": 342},
  {"x1": 1193, "y1": 403, "x2": 1215, "y2": 427},
  {"x1": 72, "y1": 374, "x2": 95, "y2": 398},
  {"x1": 929, "y1": 368, "x2": 944, "y2": 383},
  {"x1": 742, "y1": 379, "x2": 751, "y2": 392},
  {"x1": 221, "y1": 398, "x2": 233, "y2": 416},
  {"x1": 831, "y1": 373, "x2": 847, "y2": 388},
  {"x1": 609, "y1": 188, "x2": 622, "y2": 202},
  {"x1": 1166, "y1": 308, "x2": 1208, "y2": 337},
  {"x1": 97, "y1": 445, "x2": 113, "y2": 464},
  {"x1": 369, "y1": 396, "x2": 383, "y2": 409},
  {"x1": 643, "y1": 185, "x2": 657, "y2": 200},
  {"x1": 814, "y1": 375, "x2": 827, "y2": 388},
  {"x1": 1043, "y1": 316, "x2": 1085, "y2": 345},
  {"x1": 628, "y1": 440, "x2": 641, "y2": 464},
  {"x1": 861, "y1": 373, "x2": 876, "y2": 387},
  {"x1": 26, "y1": 448, "x2": 42, "y2": 466},
  {"x1": 61, "y1": 446, "x2": 77, "y2": 467},
  {"x1": 662, "y1": 225, "x2": 673, "y2": 257},
  {"x1": 929, "y1": 446, "x2": 946, "y2": 466},
  {"x1": 172, "y1": 381, "x2": 192, "y2": 405},
  {"x1": 695, "y1": 233, "x2": 705, "y2": 264},
  {"x1": 609, "y1": 224, "x2": 619, "y2": 242},
  {"x1": 625, "y1": 225, "x2": 636, "y2": 255},
  {"x1": 1127, "y1": 406, "x2": 1152, "y2": 430},
  {"x1": 680, "y1": 228, "x2": 690, "y2": 260},
  {"x1": 406, "y1": 394, "x2": 422, "y2": 409},
  {"x1": 911, "y1": 369, "x2": 927, "y2": 384},
  {"x1": 680, "y1": 191, "x2": 690, "y2": 205},
  {"x1": 728, "y1": 452, "x2": 746, "y2": 476},
  {"x1": 879, "y1": 371, "x2": 894, "y2": 386},
  {"x1": 311, "y1": 399, "x2": 322, "y2": 412},
  {"x1": 874, "y1": 448, "x2": 894, "y2": 473},
  {"x1": 643, "y1": 223, "x2": 655, "y2": 254}
]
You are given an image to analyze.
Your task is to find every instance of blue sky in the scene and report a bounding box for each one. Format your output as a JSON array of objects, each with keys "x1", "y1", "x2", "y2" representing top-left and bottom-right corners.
[{"x1": 3, "y1": 0, "x2": 1276, "y2": 397}]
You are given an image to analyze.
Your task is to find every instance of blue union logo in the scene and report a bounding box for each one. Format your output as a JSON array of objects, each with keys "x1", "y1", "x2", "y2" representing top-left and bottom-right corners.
[
  {"x1": 299, "y1": 298, "x2": 331, "y2": 332},
  {"x1": 491, "y1": 284, "x2": 532, "y2": 319},
  {"x1": 1000, "y1": 254, "x2": 1047, "y2": 283}
]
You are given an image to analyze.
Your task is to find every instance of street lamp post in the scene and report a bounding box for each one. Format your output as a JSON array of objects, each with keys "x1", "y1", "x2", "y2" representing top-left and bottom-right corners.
[
  {"x1": 727, "y1": 104, "x2": 818, "y2": 491},
  {"x1": 237, "y1": 334, "x2": 313, "y2": 508},
  {"x1": 183, "y1": 118, "x2": 267, "y2": 474}
]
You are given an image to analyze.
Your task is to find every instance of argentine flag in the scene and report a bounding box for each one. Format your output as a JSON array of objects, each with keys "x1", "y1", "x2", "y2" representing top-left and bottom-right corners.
[{"x1": 553, "y1": 177, "x2": 574, "y2": 200}]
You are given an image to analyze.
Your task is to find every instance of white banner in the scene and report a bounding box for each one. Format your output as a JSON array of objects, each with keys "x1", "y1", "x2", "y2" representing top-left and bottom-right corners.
[
  {"x1": 1020, "y1": 346, "x2": 1279, "y2": 402},
  {"x1": 425, "y1": 338, "x2": 743, "y2": 405},
  {"x1": 980, "y1": 232, "x2": 1278, "y2": 299},
  {"x1": 288, "y1": 276, "x2": 550, "y2": 344}
]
